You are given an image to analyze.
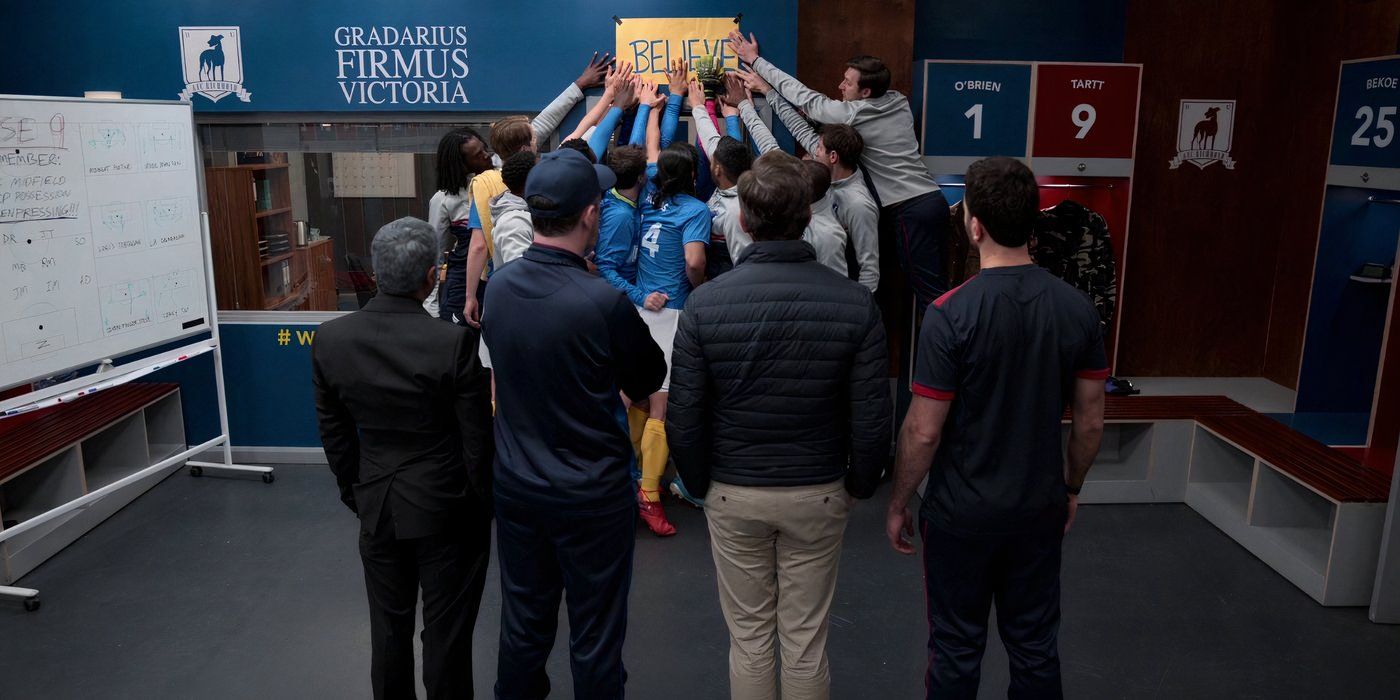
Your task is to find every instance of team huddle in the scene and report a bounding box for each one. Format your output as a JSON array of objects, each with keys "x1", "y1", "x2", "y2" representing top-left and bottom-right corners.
[
  {"x1": 431, "y1": 34, "x2": 937, "y2": 539},
  {"x1": 315, "y1": 28, "x2": 1105, "y2": 700}
]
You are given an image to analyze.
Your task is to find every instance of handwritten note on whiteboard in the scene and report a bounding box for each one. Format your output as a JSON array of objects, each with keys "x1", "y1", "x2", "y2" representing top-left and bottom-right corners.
[
  {"x1": 0, "y1": 97, "x2": 209, "y2": 390},
  {"x1": 332, "y1": 152, "x2": 416, "y2": 198}
]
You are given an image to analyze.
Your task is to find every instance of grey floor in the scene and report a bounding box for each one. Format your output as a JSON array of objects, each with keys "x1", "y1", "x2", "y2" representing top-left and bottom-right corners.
[{"x1": 2, "y1": 466, "x2": 1399, "y2": 699}]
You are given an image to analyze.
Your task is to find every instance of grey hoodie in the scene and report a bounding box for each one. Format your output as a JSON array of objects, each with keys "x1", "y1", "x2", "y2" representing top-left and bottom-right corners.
[
  {"x1": 489, "y1": 191, "x2": 532, "y2": 270},
  {"x1": 753, "y1": 57, "x2": 938, "y2": 207},
  {"x1": 765, "y1": 92, "x2": 880, "y2": 292},
  {"x1": 803, "y1": 195, "x2": 849, "y2": 277}
]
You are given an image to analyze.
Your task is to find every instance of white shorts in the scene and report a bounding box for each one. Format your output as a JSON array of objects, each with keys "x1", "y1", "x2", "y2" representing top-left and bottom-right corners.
[
  {"x1": 636, "y1": 306, "x2": 680, "y2": 392},
  {"x1": 478, "y1": 336, "x2": 492, "y2": 369}
]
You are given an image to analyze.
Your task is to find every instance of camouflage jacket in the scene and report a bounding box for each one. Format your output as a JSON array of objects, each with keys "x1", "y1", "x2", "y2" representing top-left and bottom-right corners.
[{"x1": 1030, "y1": 200, "x2": 1117, "y2": 326}]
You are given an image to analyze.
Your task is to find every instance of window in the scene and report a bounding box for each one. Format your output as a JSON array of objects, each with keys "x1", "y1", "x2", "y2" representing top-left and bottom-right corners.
[{"x1": 197, "y1": 120, "x2": 491, "y2": 312}]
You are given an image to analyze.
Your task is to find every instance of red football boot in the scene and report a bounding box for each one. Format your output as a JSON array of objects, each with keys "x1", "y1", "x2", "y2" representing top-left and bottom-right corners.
[{"x1": 637, "y1": 487, "x2": 677, "y2": 537}]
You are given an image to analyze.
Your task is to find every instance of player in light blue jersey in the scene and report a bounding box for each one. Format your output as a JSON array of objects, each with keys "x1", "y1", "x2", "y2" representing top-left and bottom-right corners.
[
  {"x1": 594, "y1": 79, "x2": 660, "y2": 307},
  {"x1": 630, "y1": 67, "x2": 710, "y2": 537}
]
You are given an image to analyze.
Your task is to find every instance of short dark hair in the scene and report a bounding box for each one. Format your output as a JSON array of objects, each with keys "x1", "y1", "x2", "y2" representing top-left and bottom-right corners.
[
  {"x1": 712, "y1": 136, "x2": 753, "y2": 182},
  {"x1": 605, "y1": 145, "x2": 647, "y2": 190},
  {"x1": 802, "y1": 160, "x2": 832, "y2": 201},
  {"x1": 559, "y1": 138, "x2": 597, "y2": 164},
  {"x1": 501, "y1": 151, "x2": 538, "y2": 194},
  {"x1": 819, "y1": 124, "x2": 863, "y2": 169},
  {"x1": 964, "y1": 157, "x2": 1039, "y2": 248},
  {"x1": 846, "y1": 56, "x2": 891, "y2": 98},
  {"x1": 528, "y1": 194, "x2": 594, "y2": 238},
  {"x1": 738, "y1": 151, "x2": 811, "y2": 242}
]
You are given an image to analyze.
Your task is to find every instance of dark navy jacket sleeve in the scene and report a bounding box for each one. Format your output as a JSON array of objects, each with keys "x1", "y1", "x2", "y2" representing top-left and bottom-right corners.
[
  {"x1": 453, "y1": 331, "x2": 495, "y2": 507},
  {"x1": 312, "y1": 340, "x2": 360, "y2": 513},
  {"x1": 666, "y1": 306, "x2": 711, "y2": 497},
  {"x1": 609, "y1": 293, "x2": 666, "y2": 402},
  {"x1": 846, "y1": 299, "x2": 892, "y2": 498}
]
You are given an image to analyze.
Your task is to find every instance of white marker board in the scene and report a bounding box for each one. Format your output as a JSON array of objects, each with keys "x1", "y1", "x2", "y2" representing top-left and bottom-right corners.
[{"x1": 0, "y1": 96, "x2": 210, "y2": 390}]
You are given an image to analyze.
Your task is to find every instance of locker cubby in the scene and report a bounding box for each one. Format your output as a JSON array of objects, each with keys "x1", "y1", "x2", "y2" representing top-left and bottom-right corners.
[
  {"x1": 144, "y1": 392, "x2": 187, "y2": 463},
  {"x1": 1249, "y1": 466, "x2": 1336, "y2": 577},
  {"x1": 1, "y1": 386, "x2": 187, "y2": 584},
  {"x1": 1066, "y1": 422, "x2": 1152, "y2": 482},
  {"x1": 81, "y1": 413, "x2": 151, "y2": 492},
  {"x1": 0, "y1": 448, "x2": 86, "y2": 554},
  {"x1": 1186, "y1": 426, "x2": 1256, "y2": 521}
]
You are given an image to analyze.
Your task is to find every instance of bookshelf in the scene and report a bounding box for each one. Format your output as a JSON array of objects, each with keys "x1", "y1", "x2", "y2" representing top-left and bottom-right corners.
[{"x1": 205, "y1": 158, "x2": 336, "y2": 311}]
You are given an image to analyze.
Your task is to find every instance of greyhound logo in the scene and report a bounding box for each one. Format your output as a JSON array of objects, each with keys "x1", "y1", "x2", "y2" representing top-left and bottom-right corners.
[
  {"x1": 1170, "y1": 100, "x2": 1235, "y2": 170},
  {"x1": 178, "y1": 26, "x2": 252, "y2": 103}
]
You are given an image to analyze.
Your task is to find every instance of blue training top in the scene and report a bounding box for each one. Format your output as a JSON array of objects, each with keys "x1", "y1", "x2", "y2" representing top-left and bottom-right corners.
[
  {"x1": 638, "y1": 161, "x2": 710, "y2": 310},
  {"x1": 596, "y1": 188, "x2": 643, "y2": 305}
]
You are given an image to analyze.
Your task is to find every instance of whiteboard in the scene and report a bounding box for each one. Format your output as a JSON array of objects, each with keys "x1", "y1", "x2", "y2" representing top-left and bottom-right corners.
[{"x1": 0, "y1": 96, "x2": 211, "y2": 390}]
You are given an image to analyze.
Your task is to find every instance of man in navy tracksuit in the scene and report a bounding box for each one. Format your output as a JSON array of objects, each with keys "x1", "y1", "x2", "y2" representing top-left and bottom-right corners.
[{"x1": 482, "y1": 149, "x2": 667, "y2": 699}]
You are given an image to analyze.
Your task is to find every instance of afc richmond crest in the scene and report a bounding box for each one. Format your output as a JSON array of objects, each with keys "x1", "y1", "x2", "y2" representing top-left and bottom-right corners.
[
  {"x1": 178, "y1": 26, "x2": 252, "y2": 103},
  {"x1": 1169, "y1": 100, "x2": 1236, "y2": 170}
]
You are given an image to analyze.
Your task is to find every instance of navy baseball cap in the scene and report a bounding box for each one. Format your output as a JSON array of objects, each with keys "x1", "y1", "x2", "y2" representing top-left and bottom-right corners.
[{"x1": 524, "y1": 149, "x2": 617, "y2": 219}]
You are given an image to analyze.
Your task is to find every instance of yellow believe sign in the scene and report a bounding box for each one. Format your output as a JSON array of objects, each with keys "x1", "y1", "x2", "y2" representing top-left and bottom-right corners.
[{"x1": 615, "y1": 17, "x2": 739, "y2": 78}]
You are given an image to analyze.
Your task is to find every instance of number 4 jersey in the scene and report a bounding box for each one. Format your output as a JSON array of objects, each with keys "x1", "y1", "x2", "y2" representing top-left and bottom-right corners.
[{"x1": 637, "y1": 167, "x2": 710, "y2": 311}]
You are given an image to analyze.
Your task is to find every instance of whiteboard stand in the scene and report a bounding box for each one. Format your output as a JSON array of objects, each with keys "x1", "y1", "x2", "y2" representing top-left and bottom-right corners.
[
  {"x1": 182, "y1": 345, "x2": 273, "y2": 482},
  {"x1": 0, "y1": 89, "x2": 280, "y2": 612},
  {"x1": 184, "y1": 213, "x2": 273, "y2": 483},
  {"x1": 183, "y1": 342, "x2": 274, "y2": 483},
  {"x1": 0, "y1": 585, "x2": 41, "y2": 611}
]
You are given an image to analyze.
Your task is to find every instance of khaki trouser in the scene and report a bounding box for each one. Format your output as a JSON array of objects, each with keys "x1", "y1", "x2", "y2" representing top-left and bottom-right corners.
[{"x1": 705, "y1": 479, "x2": 853, "y2": 700}]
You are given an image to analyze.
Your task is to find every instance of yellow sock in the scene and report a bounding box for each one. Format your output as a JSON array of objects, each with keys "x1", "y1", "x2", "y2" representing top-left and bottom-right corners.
[
  {"x1": 627, "y1": 406, "x2": 648, "y2": 458},
  {"x1": 639, "y1": 419, "x2": 669, "y2": 503}
]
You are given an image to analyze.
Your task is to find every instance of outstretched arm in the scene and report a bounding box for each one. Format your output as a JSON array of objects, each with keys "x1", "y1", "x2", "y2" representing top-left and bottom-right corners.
[
  {"x1": 660, "y1": 59, "x2": 688, "y2": 149},
  {"x1": 728, "y1": 30, "x2": 858, "y2": 125},
  {"x1": 688, "y1": 79, "x2": 723, "y2": 160},
  {"x1": 730, "y1": 70, "x2": 780, "y2": 154},
  {"x1": 534, "y1": 52, "x2": 613, "y2": 146},
  {"x1": 586, "y1": 75, "x2": 638, "y2": 160},
  {"x1": 646, "y1": 97, "x2": 662, "y2": 164},
  {"x1": 738, "y1": 102, "x2": 780, "y2": 154},
  {"x1": 564, "y1": 62, "x2": 632, "y2": 142},
  {"x1": 768, "y1": 91, "x2": 822, "y2": 155},
  {"x1": 630, "y1": 80, "x2": 661, "y2": 146}
]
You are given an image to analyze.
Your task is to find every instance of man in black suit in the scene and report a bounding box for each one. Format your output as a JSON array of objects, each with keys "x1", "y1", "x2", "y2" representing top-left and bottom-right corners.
[{"x1": 312, "y1": 217, "x2": 494, "y2": 700}]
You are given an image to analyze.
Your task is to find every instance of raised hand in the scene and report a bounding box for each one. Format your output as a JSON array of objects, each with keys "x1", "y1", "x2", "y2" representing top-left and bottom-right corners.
[
  {"x1": 667, "y1": 59, "x2": 690, "y2": 97},
  {"x1": 637, "y1": 79, "x2": 664, "y2": 109},
  {"x1": 575, "y1": 51, "x2": 614, "y2": 90},
  {"x1": 734, "y1": 68, "x2": 772, "y2": 95},
  {"x1": 605, "y1": 61, "x2": 633, "y2": 94},
  {"x1": 719, "y1": 73, "x2": 747, "y2": 109},
  {"x1": 686, "y1": 79, "x2": 707, "y2": 110},
  {"x1": 727, "y1": 30, "x2": 760, "y2": 64},
  {"x1": 613, "y1": 75, "x2": 641, "y2": 110}
]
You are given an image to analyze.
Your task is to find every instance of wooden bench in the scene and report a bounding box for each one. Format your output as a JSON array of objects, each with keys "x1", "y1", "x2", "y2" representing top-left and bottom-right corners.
[
  {"x1": 0, "y1": 383, "x2": 186, "y2": 584},
  {"x1": 1067, "y1": 395, "x2": 1390, "y2": 606}
]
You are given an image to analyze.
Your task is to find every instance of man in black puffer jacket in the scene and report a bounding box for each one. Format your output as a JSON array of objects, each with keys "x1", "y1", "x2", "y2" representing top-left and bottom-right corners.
[{"x1": 667, "y1": 150, "x2": 891, "y2": 700}]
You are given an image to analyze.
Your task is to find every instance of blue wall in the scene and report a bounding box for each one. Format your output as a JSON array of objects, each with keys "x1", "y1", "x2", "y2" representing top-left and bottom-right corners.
[
  {"x1": 0, "y1": 1, "x2": 797, "y2": 113},
  {"x1": 913, "y1": 0, "x2": 1126, "y2": 63},
  {"x1": 1296, "y1": 187, "x2": 1400, "y2": 414}
]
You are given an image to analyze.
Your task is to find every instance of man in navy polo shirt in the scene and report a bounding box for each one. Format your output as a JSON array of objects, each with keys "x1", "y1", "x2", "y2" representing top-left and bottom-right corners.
[
  {"x1": 885, "y1": 157, "x2": 1107, "y2": 699},
  {"x1": 483, "y1": 148, "x2": 667, "y2": 699}
]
